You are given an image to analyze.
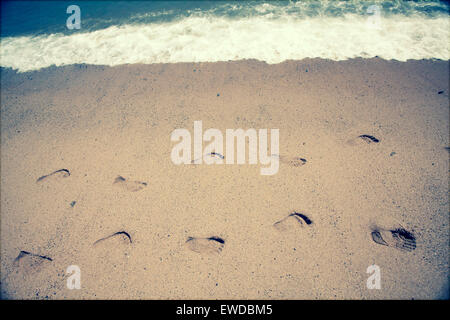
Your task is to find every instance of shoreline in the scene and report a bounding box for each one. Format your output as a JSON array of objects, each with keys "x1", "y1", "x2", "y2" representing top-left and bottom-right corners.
[
  {"x1": 1, "y1": 56, "x2": 449, "y2": 74},
  {"x1": 1, "y1": 58, "x2": 449, "y2": 299}
]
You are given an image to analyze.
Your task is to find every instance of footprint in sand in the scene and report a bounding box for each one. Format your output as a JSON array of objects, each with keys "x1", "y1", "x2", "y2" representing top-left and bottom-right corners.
[
  {"x1": 13, "y1": 250, "x2": 53, "y2": 274},
  {"x1": 346, "y1": 134, "x2": 380, "y2": 146},
  {"x1": 273, "y1": 212, "x2": 313, "y2": 232},
  {"x1": 371, "y1": 227, "x2": 416, "y2": 252},
  {"x1": 185, "y1": 236, "x2": 225, "y2": 254},
  {"x1": 92, "y1": 231, "x2": 133, "y2": 263},
  {"x1": 285, "y1": 157, "x2": 307, "y2": 167},
  {"x1": 207, "y1": 152, "x2": 224, "y2": 160},
  {"x1": 36, "y1": 169, "x2": 70, "y2": 183},
  {"x1": 275, "y1": 155, "x2": 307, "y2": 167},
  {"x1": 113, "y1": 176, "x2": 147, "y2": 192},
  {"x1": 191, "y1": 152, "x2": 225, "y2": 164},
  {"x1": 93, "y1": 231, "x2": 133, "y2": 247}
]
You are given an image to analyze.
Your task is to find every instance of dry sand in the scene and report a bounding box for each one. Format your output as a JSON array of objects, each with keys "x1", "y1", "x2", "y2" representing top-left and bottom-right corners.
[{"x1": 0, "y1": 58, "x2": 448, "y2": 299}]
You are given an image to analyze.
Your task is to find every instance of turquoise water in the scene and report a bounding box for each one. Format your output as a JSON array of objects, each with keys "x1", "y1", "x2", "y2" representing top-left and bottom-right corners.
[{"x1": 1, "y1": 1, "x2": 449, "y2": 71}]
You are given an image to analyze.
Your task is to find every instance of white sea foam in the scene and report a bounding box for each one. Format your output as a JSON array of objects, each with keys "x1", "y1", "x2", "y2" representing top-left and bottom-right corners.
[{"x1": 1, "y1": 13, "x2": 448, "y2": 72}]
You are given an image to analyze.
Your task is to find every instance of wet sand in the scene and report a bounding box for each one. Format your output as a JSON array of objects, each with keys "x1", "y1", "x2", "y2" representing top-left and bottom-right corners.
[{"x1": 1, "y1": 58, "x2": 448, "y2": 299}]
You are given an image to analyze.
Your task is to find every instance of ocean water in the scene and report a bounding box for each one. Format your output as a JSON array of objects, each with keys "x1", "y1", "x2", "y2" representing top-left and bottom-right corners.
[{"x1": 0, "y1": 0, "x2": 449, "y2": 72}]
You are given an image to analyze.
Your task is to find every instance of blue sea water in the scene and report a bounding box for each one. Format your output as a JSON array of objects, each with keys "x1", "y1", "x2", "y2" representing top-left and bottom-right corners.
[{"x1": 1, "y1": 0, "x2": 449, "y2": 72}]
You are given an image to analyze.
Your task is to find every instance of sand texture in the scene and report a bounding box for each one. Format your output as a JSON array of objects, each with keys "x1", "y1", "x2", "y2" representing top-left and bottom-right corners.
[{"x1": 0, "y1": 58, "x2": 448, "y2": 299}]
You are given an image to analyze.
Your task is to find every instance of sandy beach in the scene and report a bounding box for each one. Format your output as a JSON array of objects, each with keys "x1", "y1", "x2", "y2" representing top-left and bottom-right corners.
[{"x1": 0, "y1": 58, "x2": 448, "y2": 299}]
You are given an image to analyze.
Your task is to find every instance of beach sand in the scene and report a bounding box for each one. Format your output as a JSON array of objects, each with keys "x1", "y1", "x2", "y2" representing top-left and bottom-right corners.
[{"x1": 1, "y1": 58, "x2": 448, "y2": 299}]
